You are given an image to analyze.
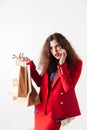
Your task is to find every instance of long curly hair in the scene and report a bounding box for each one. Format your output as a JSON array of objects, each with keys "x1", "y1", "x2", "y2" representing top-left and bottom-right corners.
[{"x1": 38, "y1": 32, "x2": 81, "y2": 74}]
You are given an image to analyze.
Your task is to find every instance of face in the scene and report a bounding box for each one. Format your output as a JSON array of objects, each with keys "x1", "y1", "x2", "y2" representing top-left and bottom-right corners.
[{"x1": 50, "y1": 39, "x2": 62, "y2": 60}]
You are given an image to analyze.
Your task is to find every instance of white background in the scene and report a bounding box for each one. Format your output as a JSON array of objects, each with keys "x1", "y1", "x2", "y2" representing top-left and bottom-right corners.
[{"x1": 0, "y1": 0, "x2": 87, "y2": 130}]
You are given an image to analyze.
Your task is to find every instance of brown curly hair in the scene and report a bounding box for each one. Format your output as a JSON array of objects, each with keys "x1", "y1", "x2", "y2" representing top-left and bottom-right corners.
[{"x1": 38, "y1": 32, "x2": 81, "y2": 74}]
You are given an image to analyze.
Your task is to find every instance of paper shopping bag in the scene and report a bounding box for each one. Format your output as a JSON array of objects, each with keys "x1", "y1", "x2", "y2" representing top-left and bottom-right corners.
[
  {"x1": 9, "y1": 64, "x2": 28, "y2": 98},
  {"x1": 18, "y1": 65, "x2": 28, "y2": 97},
  {"x1": 8, "y1": 61, "x2": 40, "y2": 106}
]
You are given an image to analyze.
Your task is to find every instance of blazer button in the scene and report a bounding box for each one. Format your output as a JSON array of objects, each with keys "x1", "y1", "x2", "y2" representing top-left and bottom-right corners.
[
  {"x1": 60, "y1": 101, "x2": 64, "y2": 104},
  {"x1": 60, "y1": 92, "x2": 63, "y2": 95}
]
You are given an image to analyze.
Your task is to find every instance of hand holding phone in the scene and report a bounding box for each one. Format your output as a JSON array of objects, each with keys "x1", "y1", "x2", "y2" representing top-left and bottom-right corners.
[{"x1": 59, "y1": 49, "x2": 67, "y2": 64}]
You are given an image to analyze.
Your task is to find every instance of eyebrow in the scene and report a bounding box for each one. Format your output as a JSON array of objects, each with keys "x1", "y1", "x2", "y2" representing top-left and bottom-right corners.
[{"x1": 50, "y1": 43, "x2": 60, "y2": 47}]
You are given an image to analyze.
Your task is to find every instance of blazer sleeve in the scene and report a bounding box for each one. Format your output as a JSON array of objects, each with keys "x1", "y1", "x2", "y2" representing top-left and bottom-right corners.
[
  {"x1": 26, "y1": 61, "x2": 42, "y2": 87},
  {"x1": 58, "y1": 60, "x2": 82, "y2": 93}
]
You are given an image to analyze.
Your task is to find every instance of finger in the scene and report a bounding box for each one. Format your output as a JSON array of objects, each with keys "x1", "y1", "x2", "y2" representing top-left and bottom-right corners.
[
  {"x1": 60, "y1": 49, "x2": 67, "y2": 55},
  {"x1": 21, "y1": 53, "x2": 24, "y2": 58},
  {"x1": 59, "y1": 49, "x2": 64, "y2": 55},
  {"x1": 19, "y1": 52, "x2": 24, "y2": 58},
  {"x1": 12, "y1": 54, "x2": 17, "y2": 59},
  {"x1": 62, "y1": 49, "x2": 67, "y2": 56}
]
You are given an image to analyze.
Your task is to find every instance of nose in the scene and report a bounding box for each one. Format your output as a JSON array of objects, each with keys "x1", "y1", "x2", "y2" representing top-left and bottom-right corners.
[
  {"x1": 54, "y1": 47, "x2": 57, "y2": 52},
  {"x1": 54, "y1": 46, "x2": 59, "y2": 53}
]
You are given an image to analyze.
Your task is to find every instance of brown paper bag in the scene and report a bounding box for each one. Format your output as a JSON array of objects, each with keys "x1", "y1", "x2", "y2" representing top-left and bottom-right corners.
[
  {"x1": 9, "y1": 61, "x2": 40, "y2": 106},
  {"x1": 18, "y1": 65, "x2": 28, "y2": 97}
]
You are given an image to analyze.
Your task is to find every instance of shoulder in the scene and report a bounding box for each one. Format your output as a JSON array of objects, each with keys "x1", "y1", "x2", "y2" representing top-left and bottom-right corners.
[
  {"x1": 70, "y1": 59, "x2": 83, "y2": 72},
  {"x1": 73, "y1": 59, "x2": 82, "y2": 66}
]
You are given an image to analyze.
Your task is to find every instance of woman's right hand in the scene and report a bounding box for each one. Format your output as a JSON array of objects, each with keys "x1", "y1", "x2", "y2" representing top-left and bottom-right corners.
[{"x1": 12, "y1": 52, "x2": 31, "y2": 62}]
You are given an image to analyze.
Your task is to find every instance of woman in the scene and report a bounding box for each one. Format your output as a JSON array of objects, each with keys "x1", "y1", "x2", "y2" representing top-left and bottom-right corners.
[{"x1": 13, "y1": 32, "x2": 82, "y2": 130}]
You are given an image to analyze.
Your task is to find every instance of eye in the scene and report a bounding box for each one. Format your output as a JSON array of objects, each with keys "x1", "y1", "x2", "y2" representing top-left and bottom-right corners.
[
  {"x1": 50, "y1": 47, "x2": 52, "y2": 50},
  {"x1": 56, "y1": 44, "x2": 61, "y2": 48}
]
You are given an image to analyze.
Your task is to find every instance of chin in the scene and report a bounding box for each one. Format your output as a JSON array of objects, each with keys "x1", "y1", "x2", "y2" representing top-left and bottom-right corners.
[{"x1": 55, "y1": 57, "x2": 60, "y2": 60}]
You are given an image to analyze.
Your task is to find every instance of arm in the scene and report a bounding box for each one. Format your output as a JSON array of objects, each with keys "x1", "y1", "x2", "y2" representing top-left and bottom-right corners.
[
  {"x1": 58, "y1": 60, "x2": 82, "y2": 93},
  {"x1": 26, "y1": 61, "x2": 42, "y2": 87}
]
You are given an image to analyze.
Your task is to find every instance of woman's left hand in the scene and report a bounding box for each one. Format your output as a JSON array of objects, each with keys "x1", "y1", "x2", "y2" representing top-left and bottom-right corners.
[{"x1": 59, "y1": 49, "x2": 67, "y2": 64}]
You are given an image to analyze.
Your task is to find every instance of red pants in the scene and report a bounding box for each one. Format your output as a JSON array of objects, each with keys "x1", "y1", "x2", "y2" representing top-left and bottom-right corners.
[{"x1": 34, "y1": 111, "x2": 61, "y2": 130}]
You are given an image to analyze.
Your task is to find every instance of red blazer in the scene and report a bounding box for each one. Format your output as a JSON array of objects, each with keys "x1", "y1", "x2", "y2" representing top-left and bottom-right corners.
[{"x1": 26, "y1": 60, "x2": 82, "y2": 119}]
